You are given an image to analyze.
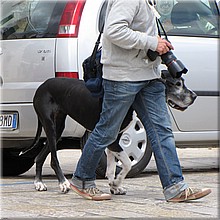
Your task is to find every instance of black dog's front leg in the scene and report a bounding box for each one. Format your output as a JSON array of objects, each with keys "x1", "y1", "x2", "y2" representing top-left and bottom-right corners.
[{"x1": 48, "y1": 140, "x2": 71, "y2": 193}]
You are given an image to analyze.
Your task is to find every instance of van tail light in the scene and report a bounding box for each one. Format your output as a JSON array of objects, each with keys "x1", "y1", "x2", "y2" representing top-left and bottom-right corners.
[
  {"x1": 57, "y1": 0, "x2": 86, "y2": 38},
  {"x1": 55, "y1": 72, "x2": 79, "y2": 78}
]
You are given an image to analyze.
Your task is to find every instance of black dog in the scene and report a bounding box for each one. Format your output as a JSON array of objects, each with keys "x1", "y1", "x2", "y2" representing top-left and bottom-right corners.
[{"x1": 20, "y1": 73, "x2": 196, "y2": 194}]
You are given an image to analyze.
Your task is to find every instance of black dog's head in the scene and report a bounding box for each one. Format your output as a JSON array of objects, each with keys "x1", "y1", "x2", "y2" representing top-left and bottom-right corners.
[{"x1": 162, "y1": 70, "x2": 197, "y2": 111}]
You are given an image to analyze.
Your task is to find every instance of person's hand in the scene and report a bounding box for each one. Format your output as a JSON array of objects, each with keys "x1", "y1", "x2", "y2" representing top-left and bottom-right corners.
[{"x1": 156, "y1": 36, "x2": 174, "y2": 55}]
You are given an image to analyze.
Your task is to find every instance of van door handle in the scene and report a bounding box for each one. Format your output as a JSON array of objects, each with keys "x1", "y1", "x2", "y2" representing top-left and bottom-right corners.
[
  {"x1": 0, "y1": 48, "x2": 3, "y2": 55},
  {"x1": 0, "y1": 76, "x2": 3, "y2": 86}
]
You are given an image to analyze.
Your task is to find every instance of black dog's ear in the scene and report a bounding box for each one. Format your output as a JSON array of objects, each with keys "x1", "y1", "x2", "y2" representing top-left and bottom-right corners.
[
  {"x1": 162, "y1": 70, "x2": 183, "y2": 85},
  {"x1": 161, "y1": 70, "x2": 171, "y2": 79}
]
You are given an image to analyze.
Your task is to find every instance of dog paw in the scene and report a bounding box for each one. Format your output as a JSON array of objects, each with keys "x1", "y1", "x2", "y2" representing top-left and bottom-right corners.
[
  {"x1": 110, "y1": 187, "x2": 127, "y2": 195},
  {"x1": 34, "y1": 181, "x2": 47, "y2": 191},
  {"x1": 59, "y1": 179, "x2": 71, "y2": 193}
]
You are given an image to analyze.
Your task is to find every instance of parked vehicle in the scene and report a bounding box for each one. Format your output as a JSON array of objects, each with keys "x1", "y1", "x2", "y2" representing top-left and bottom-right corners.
[{"x1": 0, "y1": 0, "x2": 219, "y2": 176}]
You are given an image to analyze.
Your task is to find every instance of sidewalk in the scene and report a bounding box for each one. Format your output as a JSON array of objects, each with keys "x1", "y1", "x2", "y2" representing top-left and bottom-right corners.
[
  {"x1": 1, "y1": 147, "x2": 219, "y2": 219},
  {"x1": 146, "y1": 147, "x2": 219, "y2": 172}
]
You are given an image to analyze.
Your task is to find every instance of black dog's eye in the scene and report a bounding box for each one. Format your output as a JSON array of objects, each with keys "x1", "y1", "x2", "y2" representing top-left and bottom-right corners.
[
  {"x1": 167, "y1": 81, "x2": 174, "y2": 86},
  {"x1": 176, "y1": 82, "x2": 181, "y2": 86}
]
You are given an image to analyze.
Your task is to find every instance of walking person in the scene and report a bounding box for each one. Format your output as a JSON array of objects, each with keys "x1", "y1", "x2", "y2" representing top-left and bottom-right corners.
[{"x1": 71, "y1": 0, "x2": 211, "y2": 202}]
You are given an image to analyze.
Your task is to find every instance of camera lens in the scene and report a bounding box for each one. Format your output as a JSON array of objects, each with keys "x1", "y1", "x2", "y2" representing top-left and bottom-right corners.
[
  {"x1": 147, "y1": 49, "x2": 188, "y2": 78},
  {"x1": 161, "y1": 51, "x2": 188, "y2": 78},
  {"x1": 161, "y1": 51, "x2": 176, "y2": 65},
  {"x1": 167, "y1": 59, "x2": 188, "y2": 78}
]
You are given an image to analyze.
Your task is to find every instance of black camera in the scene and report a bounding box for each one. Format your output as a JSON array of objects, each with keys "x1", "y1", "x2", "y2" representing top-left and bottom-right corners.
[{"x1": 147, "y1": 49, "x2": 188, "y2": 78}]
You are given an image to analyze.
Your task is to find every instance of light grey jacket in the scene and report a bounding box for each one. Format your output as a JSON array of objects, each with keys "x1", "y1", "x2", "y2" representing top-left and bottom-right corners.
[{"x1": 101, "y1": 0, "x2": 161, "y2": 81}]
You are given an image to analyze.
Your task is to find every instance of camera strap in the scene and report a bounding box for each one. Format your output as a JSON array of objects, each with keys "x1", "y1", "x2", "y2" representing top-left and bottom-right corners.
[
  {"x1": 146, "y1": 0, "x2": 169, "y2": 41},
  {"x1": 156, "y1": 18, "x2": 169, "y2": 41},
  {"x1": 147, "y1": 0, "x2": 161, "y2": 19}
]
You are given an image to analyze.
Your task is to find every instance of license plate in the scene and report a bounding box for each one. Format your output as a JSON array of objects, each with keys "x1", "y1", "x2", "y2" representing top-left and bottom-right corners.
[{"x1": 0, "y1": 112, "x2": 18, "y2": 130}]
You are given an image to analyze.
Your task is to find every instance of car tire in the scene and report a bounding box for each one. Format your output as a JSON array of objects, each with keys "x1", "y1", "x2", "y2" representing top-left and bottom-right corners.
[
  {"x1": 2, "y1": 148, "x2": 35, "y2": 176},
  {"x1": 80, "y1": 113, "x2": 152, "y2": 178}
]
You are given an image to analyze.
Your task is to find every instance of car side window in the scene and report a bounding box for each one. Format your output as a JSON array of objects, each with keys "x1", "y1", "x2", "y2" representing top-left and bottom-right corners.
[
  {"x1": 156, "y1": 0, "x2": 219, "y2": 37},
  {"x1": 1, "y1": 0, "x2": 59, "y2": 40}
]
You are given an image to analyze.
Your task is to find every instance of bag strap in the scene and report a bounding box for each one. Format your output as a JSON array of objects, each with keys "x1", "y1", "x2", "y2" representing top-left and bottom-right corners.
[{"x1": 90, "y1": 24, "x2": 104, "y2": 66}]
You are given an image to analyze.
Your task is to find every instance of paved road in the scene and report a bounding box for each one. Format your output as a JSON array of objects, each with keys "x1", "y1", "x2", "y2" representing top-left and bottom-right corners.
[{"x1": 0, "y1": 147, "x2": 219, "y2": 219}]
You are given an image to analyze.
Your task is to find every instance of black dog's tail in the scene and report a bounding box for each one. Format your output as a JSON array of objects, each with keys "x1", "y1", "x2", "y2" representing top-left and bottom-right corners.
[{"x1": 19, "y1": 119, "x2": 43, "y2": 156}]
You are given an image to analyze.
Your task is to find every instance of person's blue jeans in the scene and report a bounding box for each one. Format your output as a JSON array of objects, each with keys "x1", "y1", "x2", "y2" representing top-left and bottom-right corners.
[{"x1": 73, "y1": 79, "x2": 187, "y2": 200}]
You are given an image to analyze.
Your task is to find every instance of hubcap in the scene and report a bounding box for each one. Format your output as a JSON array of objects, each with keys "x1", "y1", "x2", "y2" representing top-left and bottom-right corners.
[{"x1": 118, "y1": 112, "x2": 147, "y2": 166}]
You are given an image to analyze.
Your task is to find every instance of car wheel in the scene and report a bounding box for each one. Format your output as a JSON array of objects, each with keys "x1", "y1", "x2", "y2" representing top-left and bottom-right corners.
[
  {"x1": 2, "y1": 148, "x2": 35, "y2": 176},
  {"x1": 80, "y1": 113, "x2": 152, "y2": 178}
]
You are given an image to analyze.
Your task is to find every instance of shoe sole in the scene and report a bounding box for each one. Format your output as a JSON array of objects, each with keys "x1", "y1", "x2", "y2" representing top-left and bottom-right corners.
[
  {"x1": 70, "y1": 183, "x2": 111, "y2": 201},
  {"x1": 70, "y1": 183, "x2": 92, "y2": 200},
  {"x1": 168, "y1": 188, "x2": 211, "y2": 202}
]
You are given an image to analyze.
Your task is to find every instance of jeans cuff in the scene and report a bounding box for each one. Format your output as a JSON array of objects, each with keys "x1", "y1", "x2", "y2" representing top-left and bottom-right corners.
[
  {"x1": 163, "y1": 181, "x2": 188, "y2": 200},
  {"x1": 72, "y1": 176, "x2": 96, "y2": 189}
]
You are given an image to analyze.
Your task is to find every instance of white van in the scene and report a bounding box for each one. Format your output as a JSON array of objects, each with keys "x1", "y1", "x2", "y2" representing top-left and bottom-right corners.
[{"x1": 0, "y1": 0, "x2": 219, "y2": 176}]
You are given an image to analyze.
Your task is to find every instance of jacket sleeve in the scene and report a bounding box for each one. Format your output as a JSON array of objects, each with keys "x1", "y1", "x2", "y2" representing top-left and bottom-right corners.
[{"x1": 103, "y1": 0, "x2": 158, "y2": 51}]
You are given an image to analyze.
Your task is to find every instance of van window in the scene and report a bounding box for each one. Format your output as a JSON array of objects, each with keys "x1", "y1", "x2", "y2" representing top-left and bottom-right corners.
[
  {"x1": 1, "y1": 0, "x2": 66, "y2": 40},
  {"x1": 156, "y1": 0, "x2": 219, "y2": 37}
]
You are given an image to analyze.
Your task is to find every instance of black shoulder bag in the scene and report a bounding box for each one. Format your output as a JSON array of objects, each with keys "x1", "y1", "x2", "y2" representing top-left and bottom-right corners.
[{"x1": 82, "y1": 25, "x2": 104, "y2": 98}]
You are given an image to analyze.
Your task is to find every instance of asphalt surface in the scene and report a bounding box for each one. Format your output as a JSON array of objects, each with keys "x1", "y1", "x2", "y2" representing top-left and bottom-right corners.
[{"x1": 0, "y1": 147, "x2": 219, "y2": 219}]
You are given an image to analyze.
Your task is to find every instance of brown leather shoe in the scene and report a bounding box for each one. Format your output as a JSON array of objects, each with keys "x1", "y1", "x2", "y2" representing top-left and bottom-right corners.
[
  {"x1": 70, "y1": 183, "x2": 112, "y2": 201},
  {"x1": 167, "y1": 187, "x2": 211, "y2": 202}
]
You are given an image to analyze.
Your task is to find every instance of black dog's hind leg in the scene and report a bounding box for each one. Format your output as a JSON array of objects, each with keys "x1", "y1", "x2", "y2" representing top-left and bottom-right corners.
[
  {"x1": 34, "y1": 143, "x2": 50, "y2": 191},
  {"x1": 39, "y1": 111, "x2": 70, "y2": 193}
]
